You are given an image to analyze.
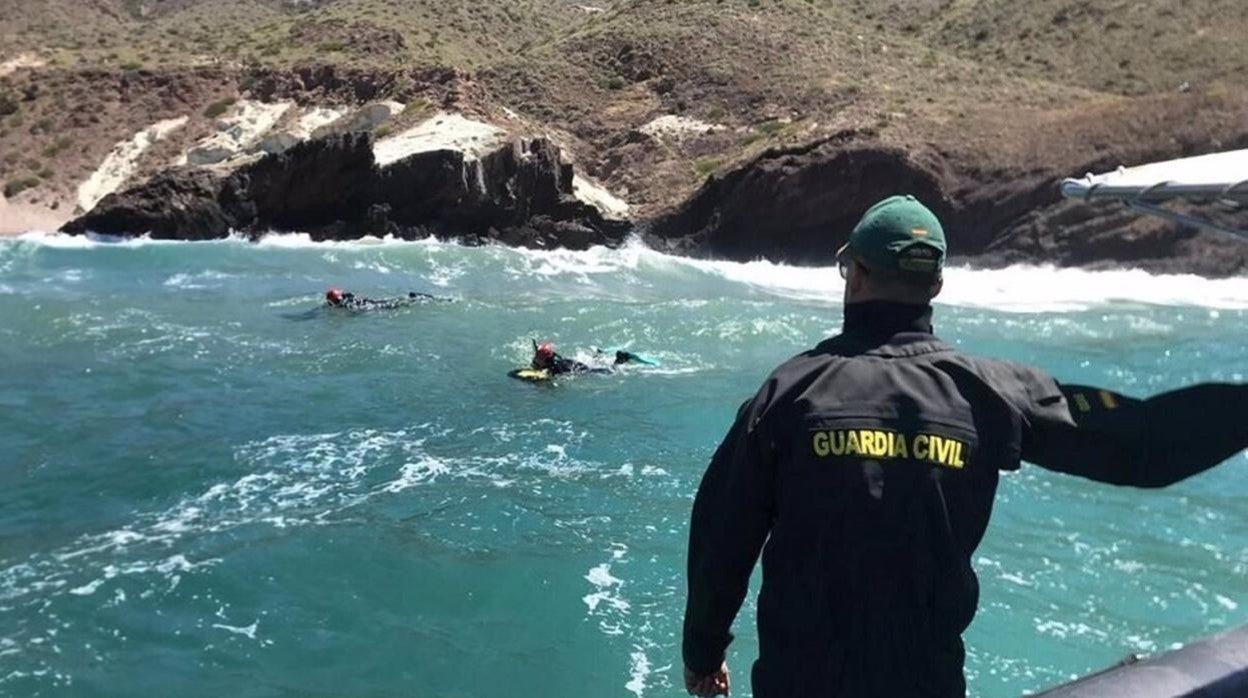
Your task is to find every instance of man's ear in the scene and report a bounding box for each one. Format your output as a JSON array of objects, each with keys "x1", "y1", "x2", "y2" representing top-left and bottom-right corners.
[
  {"x1": 850, "y1": 260, "x2": 871, "y2": 293},
  {"x1": 929, "y1": 275, "x2": 944, "y2": 300}
]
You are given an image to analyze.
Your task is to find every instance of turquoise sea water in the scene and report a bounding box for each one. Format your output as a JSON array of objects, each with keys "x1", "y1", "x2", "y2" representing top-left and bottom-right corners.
[{"x1": 1, "y1": 234, "x2": 1246, "y2": 697}]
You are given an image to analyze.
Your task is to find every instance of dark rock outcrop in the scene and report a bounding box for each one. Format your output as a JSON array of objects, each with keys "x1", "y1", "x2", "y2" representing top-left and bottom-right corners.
[
  {"x1": 244, "y1": 64, "x2": 479, "y2": 108},
  {"x1": 61, "y1": 117, "x2": 1247, "y2": 274},
  {"x1": 646, "y1": 132, "x2": 1248, "y2": 276},
  {"x1": 374, "y1": 138, "x2": 620, "y2": 243},
  {"x1": 62, "y1": 167, "x2": 231, "y2": 240},
  {"x1": 226, "y1": 131, "x2": 376, "y2": 229},
  {"x1": 62, "y1": 133, "x2": 631, "y2": 249},
  {"x1": 980, "y1": 198, "x2": 1248, "y2": 276},
  {"x1": 645, "y1": 131, "x2": 950, "y2": 264}
]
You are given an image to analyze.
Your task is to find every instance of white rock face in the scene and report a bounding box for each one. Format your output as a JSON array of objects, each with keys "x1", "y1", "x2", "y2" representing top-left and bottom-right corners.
[
  {"x1": 639, "y1": 114, "x2": 724, "y2": 140},
  {"x1": 187, "y1": 100, "x2": 292, "y2": 166},
  {"x1": 573, "y1": 175, "x2": 630, "y2": 220},
  {"x1": 295, "y1": 107, "x2": 346, "y2": 136},
  {"x1": 373, "y1": 110, "x2": 632, "y2": 218},
  {"x1": 373, "y1": 112, "x2": 507, "y2": 166},
  {"x1": 122, "y1": 102, "x2": 633, "y2": 223},
  {"x1": 256, "y1": 106, "x2": 346, "y2": 155},
  {"x1": 0, "y1": 52, "x2": 45, "y2": 77},
  {"x1": 312, "y1": 101, "x2": 404, "y2": 138},
  {"x1": 77, "y1": 116, "x2": 189, "y2": 213},
  {"x1": 255, "y1": 132, "x2": 301, "y2": 155}
]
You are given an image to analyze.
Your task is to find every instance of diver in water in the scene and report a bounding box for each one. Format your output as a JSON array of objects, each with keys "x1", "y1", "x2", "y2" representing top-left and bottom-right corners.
[
  {"x1": 324, "y1": 288, "x2": 449, "y2": 310},
  {"x1": 531, "y1": 341, "x2": 647, "y2": 375}
]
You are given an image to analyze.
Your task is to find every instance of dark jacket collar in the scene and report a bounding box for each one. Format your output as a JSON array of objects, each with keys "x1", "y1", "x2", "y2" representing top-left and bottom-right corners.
[{"x1": 842, "y1": 301, "x2": 934, "y2": 339}]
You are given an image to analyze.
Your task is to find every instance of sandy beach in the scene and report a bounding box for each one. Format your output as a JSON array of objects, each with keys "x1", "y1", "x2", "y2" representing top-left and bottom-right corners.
[{"x1": 0, "y1": 196, "x2": 68, "y2": 236}]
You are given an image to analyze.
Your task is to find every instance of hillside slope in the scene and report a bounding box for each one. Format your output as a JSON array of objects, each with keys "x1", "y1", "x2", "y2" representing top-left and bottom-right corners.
[{"x1": 2, "y1": 0, "x2": 1246, "y2": 271}]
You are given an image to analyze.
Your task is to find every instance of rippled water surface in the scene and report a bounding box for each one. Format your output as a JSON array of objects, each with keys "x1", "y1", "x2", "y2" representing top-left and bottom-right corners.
[{"x1": 2, "y1": 235, "x2": 1246, "y2": 697}]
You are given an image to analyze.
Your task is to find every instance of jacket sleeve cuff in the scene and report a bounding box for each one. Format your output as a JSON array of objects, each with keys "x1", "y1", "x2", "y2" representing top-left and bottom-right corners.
[{"x1": 683, "y1": 632, "x2": 731, "y2": 675}]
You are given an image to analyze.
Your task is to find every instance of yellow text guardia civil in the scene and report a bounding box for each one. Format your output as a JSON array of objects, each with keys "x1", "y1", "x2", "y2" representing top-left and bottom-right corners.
[{"x1": 810, "y1": 429, "x2": 968, "y2": 469}]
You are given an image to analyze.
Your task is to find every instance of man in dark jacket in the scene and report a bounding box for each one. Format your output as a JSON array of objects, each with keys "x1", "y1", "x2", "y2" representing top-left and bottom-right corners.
[{"x1": 681, "y1": 195, "x2": 1248, "y2": 697}]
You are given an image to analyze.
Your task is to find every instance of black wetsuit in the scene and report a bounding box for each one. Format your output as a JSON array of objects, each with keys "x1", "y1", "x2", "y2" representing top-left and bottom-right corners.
[
  {"x1": 543, "y1": 355, "x2": 611, "y2": 375},
  {"x1": 332, "y1": 292, "x2": 447, "y2": 310},
  {"x1": 606, "y1": 350, "x2": 642, "y2": 366},
  {"x1": 683, "y1": 301, "x2": 1248, "y2": 698},
  {"x1": 541, "y1": 350, "x2": 641, "y2": 375}
]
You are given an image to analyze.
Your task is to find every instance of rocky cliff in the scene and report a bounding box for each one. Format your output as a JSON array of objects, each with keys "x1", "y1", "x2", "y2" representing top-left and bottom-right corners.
[
  {"x1": 63, "y1": 133, "x2": 630, "y2": 249},
  {"x1": 10, "y1": 0, "x2": 1248, "y2": 274}
]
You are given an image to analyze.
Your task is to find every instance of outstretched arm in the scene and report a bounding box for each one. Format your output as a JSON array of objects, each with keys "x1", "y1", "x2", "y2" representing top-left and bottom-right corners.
[
  {"x1": 408, "y1": 292, "x2": 450, "y2": 302},
  {"x1": 1021, "y1": 381, "x2": 1248, "y2": 487},
  {"x1": 683, "y1": 390, "x2": 776, "y2": 677}
]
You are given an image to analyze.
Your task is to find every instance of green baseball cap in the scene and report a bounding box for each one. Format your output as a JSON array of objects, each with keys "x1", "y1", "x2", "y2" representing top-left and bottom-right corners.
[{"x1": 839, "y1": 195, "x2": 946, "y2": 275}]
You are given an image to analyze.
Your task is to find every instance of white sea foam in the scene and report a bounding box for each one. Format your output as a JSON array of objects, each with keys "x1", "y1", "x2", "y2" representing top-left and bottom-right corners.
[
  {"x1": 383, "y1": 457, "x2": 451, "y2": 493},
  {"x1": 68, "y1": 579, "x2": 106, "y2": 596},
  {"x1": 351, "y1": 260, "x2": 394, "y2": 274},
  {"x1": 625, "y1": 650, "x2": 652, "y2": 697},
  {"x1": 12, "y1": 232, "x2": 130, "y2": 248},
  {"x1": 211, "y1": 621, "x2": 258, "y2": 640},
  {"x1": 426, "y1": 256, "x2": 469, "y2": 286},
  {"x1": 163, "y1": 271, "x2": 235, "y2": 289},
  {"x1": 252, "y1": 232, "x2": 438, "y2": 248},
  {"x1": 659, "y1": 253, "x2": 1248, "y2": 311},
  {"x1": 8, "y1": 231, "x2": 252, "y2": 248},
  {"x1": 583, "y1": 563, "x2": 629, "y2": 613},
  {"x1": 3, "y1": 233, "x2": 1245, "y2": 310},
  {"x1": 583, "y1": 542, "x2": 635, "y2": 643},
  {"x1": 488, "y1": 239, "x2": 1248, "y2": 311}
]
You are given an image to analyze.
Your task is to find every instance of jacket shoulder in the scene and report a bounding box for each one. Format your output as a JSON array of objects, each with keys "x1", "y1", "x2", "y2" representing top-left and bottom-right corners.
[
  {"x1": 747, "y1": 341, "x2": 857, "y2": 419},
  {"x1": 944, "y1": 352, "x2": 1063, "y2": 412},
  {"x1": 763, "y1": 345, "x2": 841, "y2": 389}
]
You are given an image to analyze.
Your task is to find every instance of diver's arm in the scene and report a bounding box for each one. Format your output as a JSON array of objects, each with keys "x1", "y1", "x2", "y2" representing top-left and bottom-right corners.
[
  {"x1": 1021, "y1": 381, "x2": 1248, "y2": 487},
  {"x1": 408, "y1": 292, "x2": 447, "y2": 302},
  {"x1": 550, "y1": 355, "x2": 602, "y2": 374},
  {"x1": 683, "y1": 392, "x2": 776, "y2": 676}
]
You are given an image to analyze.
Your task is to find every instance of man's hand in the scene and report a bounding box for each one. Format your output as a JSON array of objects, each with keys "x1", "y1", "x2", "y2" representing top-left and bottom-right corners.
[{"x1": 684, "y1": 662, "x2": 730, "y2": 696}]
